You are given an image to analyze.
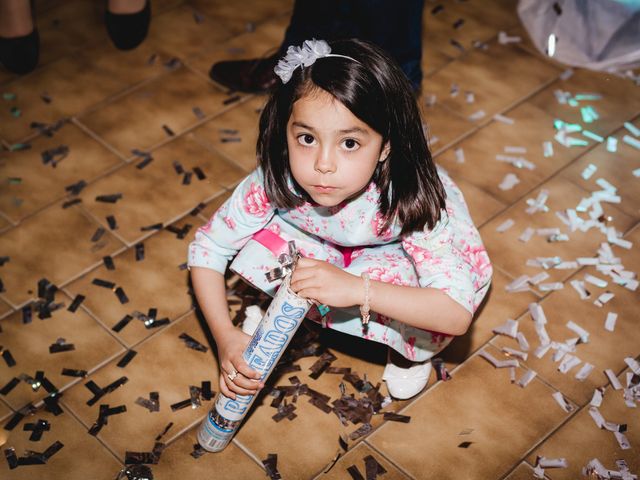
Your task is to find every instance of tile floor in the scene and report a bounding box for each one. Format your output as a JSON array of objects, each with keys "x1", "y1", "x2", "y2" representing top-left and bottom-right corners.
[{"x1": 1, "y1": 1, "x2": 639, "y2": 479}]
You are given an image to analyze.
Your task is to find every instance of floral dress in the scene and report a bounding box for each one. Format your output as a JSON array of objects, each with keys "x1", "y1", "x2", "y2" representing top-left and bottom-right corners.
[{"x1": 188, "y1": 167, "x2": 492, "y2": 362}]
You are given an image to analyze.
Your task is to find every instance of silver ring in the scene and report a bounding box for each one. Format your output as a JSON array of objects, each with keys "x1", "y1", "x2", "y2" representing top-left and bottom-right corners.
[{"x1": 227, "y1": 369, "x2": 238, "y2": 381}]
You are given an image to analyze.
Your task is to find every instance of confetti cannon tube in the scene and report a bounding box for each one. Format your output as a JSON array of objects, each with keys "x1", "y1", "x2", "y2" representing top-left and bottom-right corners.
[{"x1": 197, "y1": 274, "x2": 312, "y2": 452}]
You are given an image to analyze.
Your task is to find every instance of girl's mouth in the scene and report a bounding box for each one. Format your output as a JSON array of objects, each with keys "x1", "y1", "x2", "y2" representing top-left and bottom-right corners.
[{"x1": 313, "y1": 185, "x2": 336, "y2": 193}]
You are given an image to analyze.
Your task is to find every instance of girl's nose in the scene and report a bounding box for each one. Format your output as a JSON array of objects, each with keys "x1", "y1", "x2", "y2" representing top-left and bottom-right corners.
[{"x1": 314, "y1": 148, "x2": 336, "y2": 174}]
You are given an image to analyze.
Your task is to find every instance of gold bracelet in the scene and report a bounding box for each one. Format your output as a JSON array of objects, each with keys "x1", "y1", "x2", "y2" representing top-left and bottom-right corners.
[{"x1": 360, "y1": 272, "x2": 370, "y2": 325}]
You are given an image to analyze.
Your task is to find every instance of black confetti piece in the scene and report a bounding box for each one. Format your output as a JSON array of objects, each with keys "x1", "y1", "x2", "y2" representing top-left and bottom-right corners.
[
  {"x1": 49, "y1": 339, "x2": 75, "y2": 353},
  {"x1": 135, "y1": 243, "x2": 144, "y2": 261},
  {"x1": 4, "y1": 447, "x2": 18, "y2": 469},
  {"x1": 221, "y1": 137, "x2": 241, "y2": 143},
  {"x1": 432, "y1": 357, "x2": 451, "y2": 381},
  {"x1": 93, "y1": 278, "x2": 116, "y2": 289},
  {"x1": 309, "y1": 351, "x2": 337, "y2": 379},
  {"x1": 40, "y1": 92, "x2": 52, "y2": 103},
  {"x1": 164, "y1": 57, "x2": 181, "y2": 69},
  {"x1": 453, "y1": 18, "x2": 464, "y2": 29},
  {"x1": 62, "y1": 198, "x2": 82, "y2": 208},
  {"x1": 347, "y1": 465, "x2": 365, "y2": 480},
  {"x1": 112, "y1": 314, "x2": 133, "y2": 332},
  {"x1": 201, "y1": 381, "x2": 212, "y2": 401},
  {"x1": 162, "y1": 124, "x2": 175, "y2": 137},
  {"x1": 65, "y1": 179, "x2": 87, "y2": 195},
  {"x1": 136, "y1": 156, "x2": 153, "y2": 169},
  {"x1": 0, "y1": 278, "x2": 4, "y2": 293},
  {"x1": 135, "y1": 392, "x2": 160, "y2": 412},
  {"x1": 67, "y1": 294, "x2": 85, "y2": 312},
  {"x1": 0, "y1": 377, "x2": 19, "y2": 395},
  {"x1": 182, "y1": 171, "x2": 192, "y2": 185},
  {"x1": 3, "y1": 411, "x2": 25, "y2": 430},
  {"x1": 125, "y1": 451, "x2": 157, "y2": 465},
  {"x1": 364, "y1": 455, "x2": 387, "y2": 480},
  {"x1": 0, "y1": 256, "x2": 9, "y2": 266},
  {"x1": 431, "y1": 4, "x2": 443, "y2": 14},
  {"x1": 219, "y1": 128, "x2": 238, "y2": 135},
  {"x1": 190, "y1": 202, "x2": 205, "y2": 215},
  {"x1": 140, "y1": 223, "x2": 163, "y2": 231},
  {"x1": 106, "y1": 215, "x2": 118, "y2": 230},
  {"x1": 193, "y1": 167, "x2": 206, "y2": 180},
  {"x1": 117, "y1": 350, "x2": 137, "y2": 368},
  {"x1": 349, "y1": 423, "x2": 372, "y2": 441},
  {"x1": 154, "y1": 421, "x2": 173, "y2": 441},
  {"x1": 23, "y1": 419, "x2": 50, "y2": 441},
  {"x1": 262, "y1": 453, "x2": 282, "y2": 480},
  {"x1": 178, "y1": 262, "x2": 188, "y2": 270},
  {"x1": 38, "y1": 278, "x2": 50, "y2": 298},
  {"x1": 382, "y1": 412, "x2": 411, "y2": 423},
  {"x1": 145, "y1": 318, "x2": 169, "y2": 329},
  {"x1": 172, "y1": 160, "x2": 184, "y2": 175},
  {"x1": 169, "y1": 399, "x2": 191, "y2": 411},
  {"x1": 61, "y1": 368, "x2": 87, "y2": 377},
  {"x1": 450, "y1": 38, "x2": 465, "y2": 52},
  {"x1": 2, "y1": 349, "x2": 16, "y2": 367},
  {"x1": 553, "y1": 2, "x2": 562, "y2": 15},
  {"x1": 223, "y1": 95, "x2": 241, "y2": 105},
  {"x1": 103, "y1": 256, "x2": 115, "y2": 270},
  {"x1": 116, "y1": 465, "x2": 154, "y2": 479},
  {"x1": 190, "y1": 443, "x2": 206, "y2": 459},
  {"x1": 458, "y1": 441, "x2": 473, "y2": 448},
  {"x1": 192, "y1": 106, "x2": 205, "y2": 120},
  {"x1": 114, "y1": 286, "x2": 129, "y2": 304},
  {"x1": 41, "y1": 145, "x2": 69, "y2": 167},
  {"x1": 91, "y1": 227, "x2": 106, "y2": 242},
  {"x1": 85, "y1": 377, "x2": 128, "y2": 406},
  {"x1": 43, "y1": 393, "x2": 63, "y2": 415},
  {"x1": 147, "y1": 53, "x2": 157, "y2": 65},
  {"x1": 178, "y1": 333, "x2": 208, "y2": 353},
  {"x1": 96, "y1": 193, "x2": 123, "y2": 203}
]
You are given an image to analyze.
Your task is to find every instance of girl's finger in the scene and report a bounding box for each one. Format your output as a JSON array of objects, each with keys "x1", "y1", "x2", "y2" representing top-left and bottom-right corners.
[
  {"x1": 224, "y1": 376, "x2": 258, "y2": 396},
  {"x1": 231, "y1": 373, "x2": 263, "y2": 391},
  {"x1": 234, "y1": 360, "x2": 262, "y2": 381},
  {"x1": 294, "y1": 287, "x2": 320, "y2": 303},
  {"x1": 296, "y1": 257, "x2": 319, "y2": 268},
  {"x1": 219, "y1": 376, "x2": 236, "y2": 400},
  {"x1": 290, "y1": 277, "x2": 315, "y2": 294}
]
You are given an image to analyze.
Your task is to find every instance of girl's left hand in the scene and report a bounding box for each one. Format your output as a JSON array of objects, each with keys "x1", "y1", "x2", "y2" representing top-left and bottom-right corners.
[{"x1": 290, "y1": 257, "x2": 362, "y2": 307}]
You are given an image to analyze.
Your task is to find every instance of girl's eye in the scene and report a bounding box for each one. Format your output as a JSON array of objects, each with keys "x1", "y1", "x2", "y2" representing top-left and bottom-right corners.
[
  {"x1": 297, "y1": 134, "x2": 316, "y2": 146},
  {"x1": 342, "y1": 138, "x2": 360, "y2": 151}
]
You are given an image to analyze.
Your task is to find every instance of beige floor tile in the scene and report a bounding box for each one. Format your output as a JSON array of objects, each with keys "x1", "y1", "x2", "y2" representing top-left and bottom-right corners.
[
  {"x1": 440, "y1": 267, "x2": 540, "y2": 368},
  {"x1": 527, "y1": 369, "x2": 639, "y2": 479},
  {"x1": 480, "y1": 177, "x2": 636, "y2": 286},
  {"x1": 421, "y1": 48, "x2": 452, "y2": 77},
  {"x1": 61, "y1": 311, "x2": 217, "y2": 459},
  {"x1": 528, "y1": 69, "x2": 640, "y2": 138},
  {"x1": 0, "y1": 214, "x2": 13, "y2": 233},
  {"x1": 368, "y1": 347, "x2": 571, "y2": 480},
  {"x1": 0, "y1": 291, "x2": 124, "y2": 410},
  {"x1": 0, "y1": 298, "x2": 12, "y2": 318},
  {"x1": 422, "y1": 103, "x2": 475, "y2": 153},
  {"x1": 0, "y1": 122, "x2": 124, "y2": 223},
  {"x1": 446, "y1": 0, "x2": 521, "y2": 32},
  {"x1": 423, "y1": 41, "x2": 560, "y2": 122},
  {"x1": 152, "y1": 424, "x2": 265, "y2": 478},
  {"x1": 0, "y1": 42, "x2": 169, "y2": 144},
  {"x1": 64, "y1": 229, "x2": 193, "y2": 347},
  {"x1": 146, "y1": 5, "x2": 236, "y2": 61},
  {"x1": 0, "y1": 399, "x2": 10, "y2": 420},
  {"x1": 188, "y1": 0, "x2": 293, "y2": 35},
  {"x1": 197, "y1": 189, "x2": 233, "y2": 223},
  {"x1": 436, "y1": 102, "x2": 590, "y2": 205},
  {"x1": 0, "y1": 202, "x2": 125, "y2": 306},
  {"x1": 560, "y1": 119, "x2": 640, "y2": 221},
  {"x1": 504, "y1": 461, "x2": 546, "y2": 480},
  {"x1": 1, "y1": 403, "x2": 122, "y2": 480},
  {"x1": 422, "y1": 2, "x2": 502, "y2": 60},
  {"x1": 319, "y1": 442, "x2": 410, "y2": 480},
  {"x1": 186, "y1": 15, "x2": 288, "y2": 79},
  {"x1": 448, "y1": 174, "x2": 506, "y2": 227},
  {"x1": 77, "y1": 133, "x2": 244, "y2": 244},
  {"x1": 191, "y1": 95, "x2": 265, "y2": 172},
  {"x1": 79, "y1": 66, "x2": 232, "y2": 155},
  {"x1": 234, "y1": 325, "x2": 410, "y2": 479},
  {"x1": 154, "y1": 0, "x2": 188, "y2": 14}
]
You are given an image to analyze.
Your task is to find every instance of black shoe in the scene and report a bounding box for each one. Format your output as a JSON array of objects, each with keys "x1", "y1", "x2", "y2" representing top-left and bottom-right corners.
[
  {"x1": 105, "y1": 0, "x2": 151, "y2": 51},
  {"x1": 209, "y1": 54, "x2": 279, "y2": 93},
  {"x1": 0, "y1": 29, "x2": 39, "y2": 74}
]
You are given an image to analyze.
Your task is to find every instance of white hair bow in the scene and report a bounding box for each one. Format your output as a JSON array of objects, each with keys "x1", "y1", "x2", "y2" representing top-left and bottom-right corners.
[{"x1": 274, "y1": 39, "x2": 354, "y2": 84}]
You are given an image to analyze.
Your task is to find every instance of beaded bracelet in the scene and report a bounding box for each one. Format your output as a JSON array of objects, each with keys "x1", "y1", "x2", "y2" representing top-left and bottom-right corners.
[{"x1": 360, "y1": 272, "x2": 370, "y2": 325}]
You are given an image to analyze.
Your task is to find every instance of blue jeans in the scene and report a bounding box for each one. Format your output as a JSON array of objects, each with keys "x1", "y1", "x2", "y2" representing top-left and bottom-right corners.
[{"x1": 280, "y1": 0, "x2": 424, "y2": 90}]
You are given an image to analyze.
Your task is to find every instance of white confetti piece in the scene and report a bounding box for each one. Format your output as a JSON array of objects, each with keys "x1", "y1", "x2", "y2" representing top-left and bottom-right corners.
[
  {"x1": 570, "y1": 279, "x2": 590, "y2": 300},
  {"x1": 625, "y1": 357, "x2": 640, "y2": 375},
  {"x1": 558, "y1": 354, "x2": 581, "y2": 374},
  {"x1": 538, "y1": 457, "x2": 568, "y2": 469},
  {"x1": 502, "y1": 346, "x2": 528, "y2": 361},
  {"x1": 504, "y1": 146, "x2": 526, "y2": 154},
  {"x1": 559, "y1": 68, "x2": 574, "y2": 80},
  {"x1": 518, "y1": 227, "x2": 534, "y2": 243},
  {"x1": 584, "y1": 274, "x2": 608, "y2": 288},
  {"x1": 606, "y1": 136, "x2": 618, "y2": 152},
  {"x1": 492, "y1": 318, "x2": 519, "y2": 338},
  {"x1": 529, "y1": 272, "x2": 550, "y2": 285},
  {"x1": 516, "y1": 332, "x2": 529, "y2": 351},
  {"x1": 538, "y1": 282, "x2": 563, "y2": 291},
  {"x1": 623, "y1": 121, "x2": 640, "y2": 137},
  {"x1": 534, "y1": 322, "x2": 551, "y2": 346},
  {"x1": 516, "y1": 369, "x2": 536, "y2": 388},
  {"x1": 575, "y1": 362, "x2": 594, "y2": 381},
  {"x1": 604, "y1": 312, "x2": 617, "y2": 332},
  {"x1": 465, "y1": 91, "x2": 475, "y2": 104},
  {"x1": 505, "y1": 274, "x2": 530, "y2": 292},
  {"x1": 469, "y1": 109, "x2": 486, "y2": 121},
  {"x1": 454, "y1": 147, "x2": 465, "y2": 164},
  {"x1": 493, "y1": 113, "x2": 514, "y2": 125},
  {"x1": 555, "y1": 261, "x2": 578, "y2": 269},
  {"x1": 623, "y1": 134, "x2": 640, "y2": 150},
  {"x1": 581, "y1": 163, "x2": 597, "y2": 180},
  {"x1": 551, "y1": 391, "x2": 575, "y2": 413},
  {"x1": 590, "y1": 387, "x2": 605, "y2": 407},
  {"x1": 478, "y1": 349, "x2": 519, "y2": 368},
  {"x1": 529, "y1": 302, "x2": 547, "y2": 324},
  {"x1": 525, "y1": 189, "x2": 549, "y2": 214},
  {"x1": 604, "y1": 369, "x2": 623, "y2": 390},
  {"x1": 614, "y1": 431, "x2": 631, "y2": 450},
  {"x1": 566, "y1": 321, "x2": 589, "y2": 343},
  {"x1": 496, "y1": 218, "x2": 515, "y2": 233},
  {"x1": 594, "y1": 291, "x2": 614, "y2": 307},
  {"x1": 498, "y1": 31, "x2": 521, "y2": 44},
  {"x1": 543, "y1": 140, "x2": 554, "y2": 157},
  {"x1": 534, "y1": 343, "x2": 552, "y2": 359},
  {"x1": 499, "y1": 173, "x2": 520, "y2": 190}
]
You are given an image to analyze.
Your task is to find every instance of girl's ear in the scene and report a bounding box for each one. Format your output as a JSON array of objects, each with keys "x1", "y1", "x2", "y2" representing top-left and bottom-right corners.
[{"x1": 378, "y1": 142, "x2": 391, "y2": 162}]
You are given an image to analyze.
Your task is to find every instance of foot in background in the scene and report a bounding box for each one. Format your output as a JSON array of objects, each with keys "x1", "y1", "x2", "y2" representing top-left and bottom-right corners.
[
  {"x1": 105, "y1": 0, "x2": 150, "y2": 51},
  {"x1": 209, "y1": 53, "x2": 279, "y2": 93},
  {"x1": 0, "y1": 0, "x2": 39, "y2": 74}
]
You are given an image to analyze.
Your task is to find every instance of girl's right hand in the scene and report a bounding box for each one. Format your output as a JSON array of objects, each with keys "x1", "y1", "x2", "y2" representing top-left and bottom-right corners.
[{"x1": 217, "y1": 328, "x2": 264, "y2": 399}]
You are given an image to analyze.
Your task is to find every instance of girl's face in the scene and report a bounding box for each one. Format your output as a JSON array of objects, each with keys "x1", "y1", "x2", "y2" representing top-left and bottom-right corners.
[{"x1": 287, "y1": 88, "x2": 389, "y2": 207}]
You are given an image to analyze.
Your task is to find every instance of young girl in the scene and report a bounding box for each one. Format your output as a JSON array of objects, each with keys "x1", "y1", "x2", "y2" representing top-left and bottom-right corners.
[{"x1": 189, "y1": 39, "x2": 492, "y2": 401}]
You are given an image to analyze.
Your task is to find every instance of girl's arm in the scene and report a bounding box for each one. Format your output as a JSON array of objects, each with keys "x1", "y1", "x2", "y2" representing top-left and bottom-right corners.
[
  {"x1": 190, "y1": 268, "x2": 263, "y2": 400},
  {"x1": 290, "y1": 258, "x2": 472, "y2": 335}
]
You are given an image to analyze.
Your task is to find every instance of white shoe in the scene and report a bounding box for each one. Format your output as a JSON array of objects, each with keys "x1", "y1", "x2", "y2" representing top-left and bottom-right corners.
[
  {"x1": 241, "y1": 305, "x2": 263, "y2": 336},
  {"x1": 382, "y1": 358, "x2": 432, "y2": 400}
]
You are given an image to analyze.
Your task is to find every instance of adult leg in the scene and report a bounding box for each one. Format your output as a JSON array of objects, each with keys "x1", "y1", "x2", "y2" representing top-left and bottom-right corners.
[{"x1": 0, "y1": 0, "x2": 38, "y2": 74}]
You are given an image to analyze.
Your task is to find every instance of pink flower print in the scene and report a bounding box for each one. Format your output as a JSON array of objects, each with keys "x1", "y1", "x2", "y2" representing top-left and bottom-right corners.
[
  {"x1": 376, "y1": 313, "x2": 391, "y2": 326},
  {"x1": 371, "y1": 212, "x2": 392, "y2": 240},
  {"x1": 367, "y1": 266, "x2": 404, "y2": 286},
  {"x1": 223, "y1": 216, "x2": 236, "y2": 230},
  {"x1": 461, "y1": 245, "x2": 491, "y2": 281},
  {"x1": 296, "y1": 202, "x2": 312, "y2": 215},
  {"x1": 403, "y1": 238, "x2": 436, "y2": 265},
  {"x1": 243, "y1": 182, "x2": 271, "y2": 217},
  {"x1": 404, "y1": 336, "x2": 416, "y2": 360},
  {"x1": 351, "y1": 248, "x2": 365, "y2": 260},
  {"x1": 266, "y1": 223, "x2": 281, "y2": 235},
  {"x1": 426, "y1": 329, "x2": 452, "y2": 347}
]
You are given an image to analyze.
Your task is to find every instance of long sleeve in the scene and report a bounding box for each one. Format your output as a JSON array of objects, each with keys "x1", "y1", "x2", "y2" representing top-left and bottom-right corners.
[
  {"x1": 188, "y1": 168, "x2": 276, "y2": 274},
  {"x1": 401, "y1": 172, "x2": 492, "y2": 314}
]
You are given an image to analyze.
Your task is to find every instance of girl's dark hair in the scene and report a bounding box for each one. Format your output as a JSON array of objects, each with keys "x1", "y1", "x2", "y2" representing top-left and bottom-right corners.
[{"x1": 257, "y1": 38, "x2": 446, "y2": 235}]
